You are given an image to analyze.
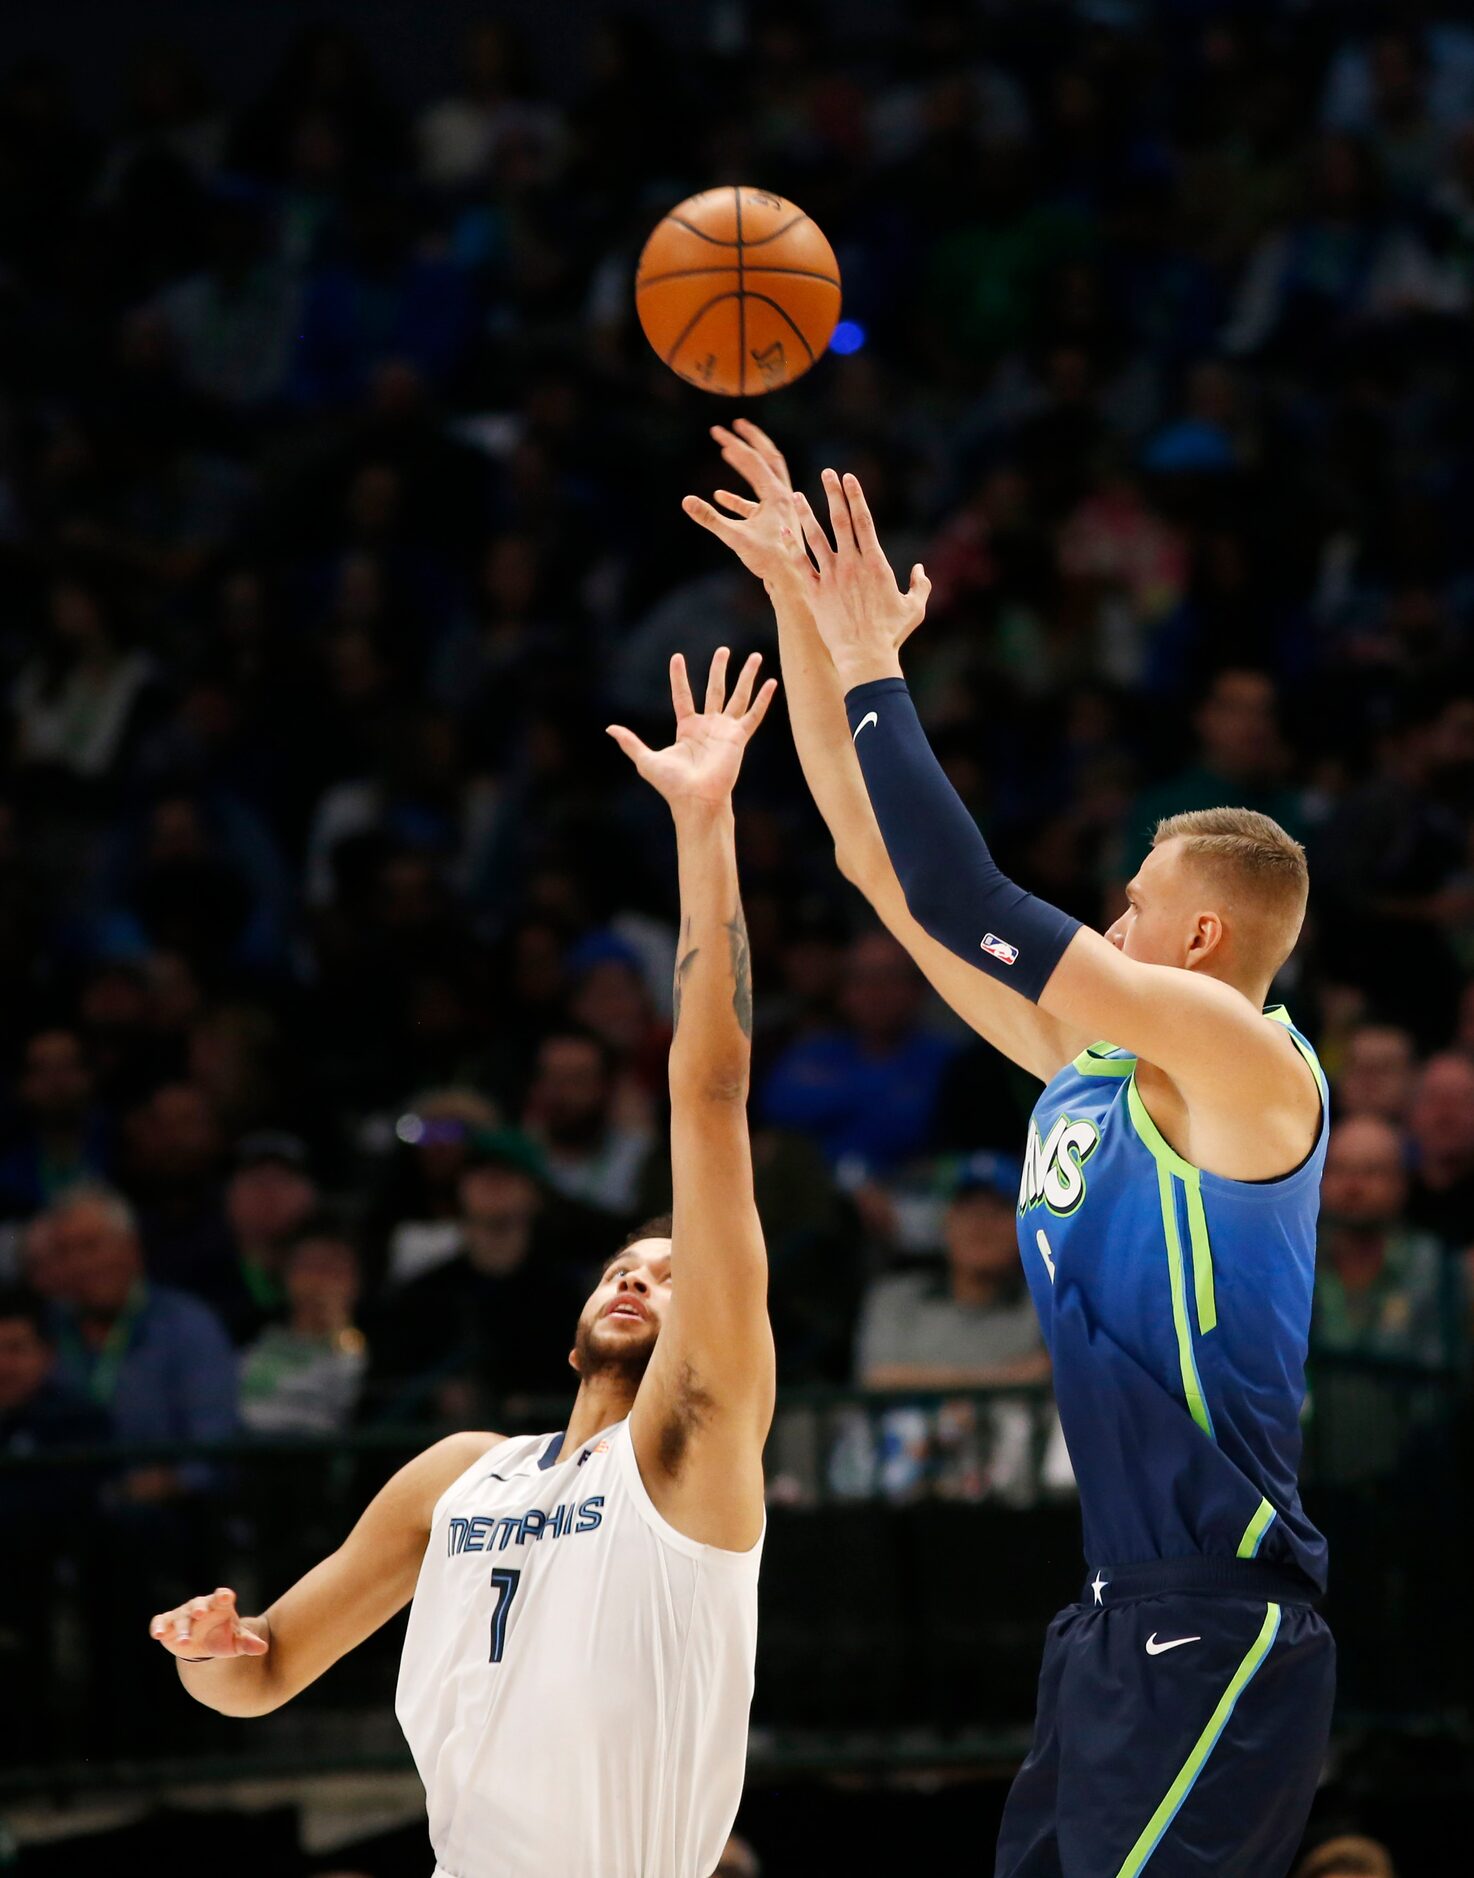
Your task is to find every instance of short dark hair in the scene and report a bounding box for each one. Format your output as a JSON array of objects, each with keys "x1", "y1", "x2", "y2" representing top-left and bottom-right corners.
[
  {"x1": 0, "y1": 1286, "x2": 50, "y2": 1340},
  {"x1": 600, "y1": 1214, "x2": 674, "y2": 1277}
]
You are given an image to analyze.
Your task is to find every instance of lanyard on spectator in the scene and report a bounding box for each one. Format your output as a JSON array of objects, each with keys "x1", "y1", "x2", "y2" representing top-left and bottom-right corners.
[{"x1": 62, "y1": 1281, "x2": 147, "y2": 1409}]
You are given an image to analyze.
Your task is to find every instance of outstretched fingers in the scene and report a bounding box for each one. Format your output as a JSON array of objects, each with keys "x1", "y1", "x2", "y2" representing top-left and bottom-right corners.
[
  {"x1": 606, "y1": 724, "x2": 653, "y2": 771},
  {"x1": 669, "y1": 652, "x2": 696, "y2": 722},
  {"x1": 717, "y1": 433, "x2": 784, "y2": 499},
  {"x1": 729, "y1": 417, "x2": 791, "y2": 485},
  {"x1": 725, "y1": 651, "x2": 763, "y2": 718},
  {"x1": 742, "y1": 675, "x2": 779, "y2": 736},
  {"x1": 902, "y1": 564, "x2": 932, "y2": 636},
  {"x1": 681, "y1": 493, "x2": 743, "y2": 545},
  {"x1": 843, "y1": 472, "x2": 883, "y2": 559},
  {"x1": 704, "y1": 645, "x2": 731, "y2": 714},
  {"x1": 821, "y1": 468, "x2": 857, "y2": 556},
  {"x1": 712, "y1": 489, "x2": 757, "y2": 517},
  {"x1": 792, "y1": 491, "x2": 835, "y2": 570}
]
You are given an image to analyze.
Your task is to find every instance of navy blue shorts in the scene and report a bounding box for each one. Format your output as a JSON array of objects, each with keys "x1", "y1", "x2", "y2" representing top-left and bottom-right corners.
[{"x1": 995, "y1": 1558, "x2": 1336, "y2": 1878}]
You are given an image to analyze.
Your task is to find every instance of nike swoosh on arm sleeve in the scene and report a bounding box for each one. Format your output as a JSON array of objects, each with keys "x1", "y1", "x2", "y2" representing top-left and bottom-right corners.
[{"x1": 844, "y1": 677, "x2": 1081, "y2": 1005}]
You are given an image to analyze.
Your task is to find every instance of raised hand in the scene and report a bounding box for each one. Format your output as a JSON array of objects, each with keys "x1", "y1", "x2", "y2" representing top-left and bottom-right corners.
[
  {"x1": 793, "y1": 468, "x2": 931, "y2": 689},
  {"x1": 149, "y1": 1587, "x2": 269, "y2": 1660},
  {"x1": 607, "y1": 648, "x2": 777, "y2": 809},
  {"x1": 682, "y1": 419, "x2": 813, "y2": 590}
]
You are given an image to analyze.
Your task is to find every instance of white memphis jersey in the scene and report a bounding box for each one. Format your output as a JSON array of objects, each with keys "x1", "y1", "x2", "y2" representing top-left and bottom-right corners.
[{"x1": 396, "y1": 1418, "x2": 762, "y2": 1878}]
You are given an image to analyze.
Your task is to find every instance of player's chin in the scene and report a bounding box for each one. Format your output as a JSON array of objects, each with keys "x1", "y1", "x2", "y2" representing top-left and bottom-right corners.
[{"x1": 587, "y1": 1316, "x2": 659, "y2": 1360}]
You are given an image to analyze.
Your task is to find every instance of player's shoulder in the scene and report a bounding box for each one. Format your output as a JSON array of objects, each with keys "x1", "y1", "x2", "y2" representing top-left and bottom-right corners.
[
  {"x1": 422, "y1": 1429, "x2": 506, "y2": 1482},
  {"x1": 394, "y1": 1430, "x2": 506, "y2": 1525}
]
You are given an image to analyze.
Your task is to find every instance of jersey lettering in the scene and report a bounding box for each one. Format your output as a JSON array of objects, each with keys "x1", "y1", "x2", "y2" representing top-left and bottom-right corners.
[
  {"x1": 448, "y1": 1495, "x2": 606, "y2": 1556},
  {"x1": 1018, "y1": 1114, "x2": 1100, "y2": 1218}
]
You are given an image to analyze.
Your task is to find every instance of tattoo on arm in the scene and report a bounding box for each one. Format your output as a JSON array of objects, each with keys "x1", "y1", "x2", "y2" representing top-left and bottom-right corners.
[
  {"x1": 725, "y1": 911, "x2": 753, "y2": 1039},
  {"x1": 673, "y1": 921, "x2": 700, "y2": 1034}
]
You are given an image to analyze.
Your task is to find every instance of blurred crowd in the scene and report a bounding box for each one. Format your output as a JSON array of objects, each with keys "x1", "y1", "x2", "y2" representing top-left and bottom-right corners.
[{"x1": 0, "y1": 0, "x2": 1471, "y2": 1530}]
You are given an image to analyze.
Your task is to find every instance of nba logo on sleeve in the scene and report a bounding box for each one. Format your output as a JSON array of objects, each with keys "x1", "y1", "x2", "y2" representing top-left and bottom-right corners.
[{"x1": 981, "y1": 933, "x2": 1020, "y2": 965}]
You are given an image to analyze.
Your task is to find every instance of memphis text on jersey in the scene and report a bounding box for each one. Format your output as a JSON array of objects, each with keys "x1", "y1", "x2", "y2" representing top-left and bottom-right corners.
[{"x1": 447, "y1": 1497, "x2": 605, "y2": 1556}]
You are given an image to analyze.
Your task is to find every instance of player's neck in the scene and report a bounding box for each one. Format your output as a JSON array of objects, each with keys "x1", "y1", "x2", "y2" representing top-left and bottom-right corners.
[
  {"x1": 564, "y1": 1375, "x2": 640, "y2": 1452},
  {"x1": 1194, "y1": 958, "x2": 1274, "y2": 1010}
]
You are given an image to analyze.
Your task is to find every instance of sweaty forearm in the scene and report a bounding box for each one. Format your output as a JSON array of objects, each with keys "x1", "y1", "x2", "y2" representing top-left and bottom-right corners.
[{"x1": 845, "y1": 677, "x2": 1080, "y2": 1004}]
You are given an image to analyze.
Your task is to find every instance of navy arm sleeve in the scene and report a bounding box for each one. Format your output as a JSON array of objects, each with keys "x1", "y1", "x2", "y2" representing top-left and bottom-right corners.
[{"x1": 845, "y1": 677, "x2": 1080, "y2": 1003}]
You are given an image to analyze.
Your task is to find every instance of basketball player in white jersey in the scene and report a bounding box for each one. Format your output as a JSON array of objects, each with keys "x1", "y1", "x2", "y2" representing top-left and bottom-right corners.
[{"x1": 149, "y1": 647, "x2": 780, "y2": 1878}]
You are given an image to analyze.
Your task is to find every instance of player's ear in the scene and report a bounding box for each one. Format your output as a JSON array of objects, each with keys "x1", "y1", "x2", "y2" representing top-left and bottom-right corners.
[{"x1": 1187, "y1": 910, "x2": 1224, "y2": 965}]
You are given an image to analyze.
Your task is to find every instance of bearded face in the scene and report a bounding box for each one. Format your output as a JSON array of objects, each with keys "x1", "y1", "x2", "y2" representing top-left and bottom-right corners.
[{"x1": 569, "y1": 1239, "x2": 672, "y2": 1386}]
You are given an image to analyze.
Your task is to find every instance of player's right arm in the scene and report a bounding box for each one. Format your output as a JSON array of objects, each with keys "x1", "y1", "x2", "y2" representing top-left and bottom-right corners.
[
  {"x1": 149, "y1": 1430, "x2": 497, "y2": 1717},
  {"x1": 684, "y1": 421, "x2": 1089, "y2": 1082}
]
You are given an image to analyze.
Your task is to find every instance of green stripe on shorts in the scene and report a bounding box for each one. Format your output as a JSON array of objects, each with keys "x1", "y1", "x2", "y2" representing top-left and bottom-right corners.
[{"x1": 1114, "y1": 1602, "x2": 1283, "y2": 1878}]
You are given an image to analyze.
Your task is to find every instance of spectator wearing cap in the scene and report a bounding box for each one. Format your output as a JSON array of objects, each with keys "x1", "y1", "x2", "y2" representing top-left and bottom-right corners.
[
  {"x1": 239, "y1": 1216, "x2": 368, "y2": 1435},
  {"x1": 44, "y1": 1186, "x2": 237, "y2": 1494},
  {"x1": 206, "y1": 1132, "x2": 320, "y2": 1344},
  {"x1": 364, "y1": 1133, "x2": 588, "y2": 1422},
  {"x1": 856, "y1": 1153, "x2": 1048, "y2": 1388},
  {"x1": 521, "y1": 1028, "x2": 656, "y2": 1221}
]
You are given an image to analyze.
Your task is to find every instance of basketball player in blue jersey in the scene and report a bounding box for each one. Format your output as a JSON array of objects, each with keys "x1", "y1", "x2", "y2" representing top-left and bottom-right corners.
[{"x1": 687, "y1": 421, "x2": 1335, "y2": 1878}]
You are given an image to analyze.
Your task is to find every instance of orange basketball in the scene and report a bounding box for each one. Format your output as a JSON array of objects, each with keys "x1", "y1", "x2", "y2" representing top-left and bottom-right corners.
[{"x1": 635, "y1": 186, "x2": 842, "y2": 397}]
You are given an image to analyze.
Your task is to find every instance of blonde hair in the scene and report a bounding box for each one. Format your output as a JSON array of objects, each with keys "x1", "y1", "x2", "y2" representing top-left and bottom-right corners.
[
  {"x1": 1293, "y1": 1835, "x2": 1397, "y2": 1878},
  {"x1": 1152, "y1": 806, "x2": 1309, "y2": 981}
]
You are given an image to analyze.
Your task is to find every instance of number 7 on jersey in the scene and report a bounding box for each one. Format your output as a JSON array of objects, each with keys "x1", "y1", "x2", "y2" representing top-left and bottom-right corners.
[{"x1": 488, "y1": 1568, "x2": 521, "y2": 1663}]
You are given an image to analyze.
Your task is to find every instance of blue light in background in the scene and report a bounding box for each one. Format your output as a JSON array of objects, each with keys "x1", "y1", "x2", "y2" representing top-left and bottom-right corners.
[{"x1": 830, "y1": 320, "x2": 866, "y2": 356}]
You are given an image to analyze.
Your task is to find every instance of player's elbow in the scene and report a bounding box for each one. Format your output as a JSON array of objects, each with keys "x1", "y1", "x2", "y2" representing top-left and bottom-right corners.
[
  {"x1": 670, "y1": 1064, "x2": 750, "y2": 1107},
  {"x1": 895, "y1": 867, "x2": 952, "y2": 945},
  {"x1": 833, "y1": 841, "x2": 863, "y2": 887},
  {"x1": 180, "y1": 1671, "x2": 281, "y2": 1720}
]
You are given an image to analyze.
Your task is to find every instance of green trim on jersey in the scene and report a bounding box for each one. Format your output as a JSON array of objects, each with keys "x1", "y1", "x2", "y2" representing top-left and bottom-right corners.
[
  {"x1": 1153, "y1": 1157, "x2": 1215, "y2": 1440},
  {"x1": 1073, "y1": 1041, "x2": 1136, "y2": 1077},
  {"x1": 1267, "y1": 1004, "x2": 1330, "y2": 1099},
  {"x1": 1237, "y1": 1496, "x2": 1278, "y2": 1559},
  {"x1": 1129, "y1": 1074, "x2": 1217, "y2": 1436},
  {"x1": 1090, "y1": 1009, "x2": 1325, "y2": 1444},
  {"x1": 1182, "y1": 1170, "x2": 1217, "y2": 1334},
  {"x1": 1113, "y1": 1602, "x2": 1283, "y2": 1878},
  {"x1": 1126, "y1": 1072, "x2": 1195, "y2": 1180}
]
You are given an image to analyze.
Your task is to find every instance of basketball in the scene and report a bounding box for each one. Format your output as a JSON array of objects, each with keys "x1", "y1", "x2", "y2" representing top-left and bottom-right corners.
[{"x1": 635, "y1": 186, "x2": 842, "y2": 397}]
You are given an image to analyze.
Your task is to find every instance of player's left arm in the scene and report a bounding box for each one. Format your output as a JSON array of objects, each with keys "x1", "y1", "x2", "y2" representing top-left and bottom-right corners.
[
  {"x1": 607, "y1": 649, "x2": 776, "y2": 1552},
  {"x1": 796, "y1": 469, "x2": 1318, "y2": 1161}
]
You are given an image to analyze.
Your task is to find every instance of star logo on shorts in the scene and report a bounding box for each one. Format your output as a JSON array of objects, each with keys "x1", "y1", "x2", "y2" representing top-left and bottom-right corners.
[{"x1": 1090, "y1": 1572, "x2": 1109, "y2": 1606}]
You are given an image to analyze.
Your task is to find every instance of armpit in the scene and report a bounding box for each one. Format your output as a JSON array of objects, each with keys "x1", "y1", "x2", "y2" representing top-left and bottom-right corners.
[{"x1": 657, "y1": 1359, "x2": 716, "y2": 1478}]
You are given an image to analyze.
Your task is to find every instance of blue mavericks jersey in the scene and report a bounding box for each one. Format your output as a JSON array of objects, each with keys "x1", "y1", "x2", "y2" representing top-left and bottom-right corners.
[{"x1": 1016, "y1": 1006, "x2": 1328, "y2": 1588}]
